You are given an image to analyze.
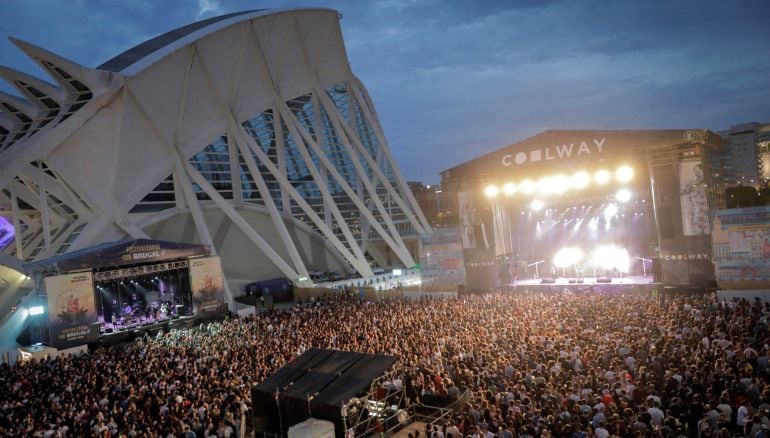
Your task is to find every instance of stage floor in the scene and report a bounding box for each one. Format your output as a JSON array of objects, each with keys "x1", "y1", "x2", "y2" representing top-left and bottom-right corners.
[
  {"x1": 506, "y1": 275, "x2": 659, "y2": 294},
  {"x1": 511, "y1": 275, "x2": 654, "y2": 286},
  {"x1": 97, "y1": 315, "x2": 198, "y2": 345}
]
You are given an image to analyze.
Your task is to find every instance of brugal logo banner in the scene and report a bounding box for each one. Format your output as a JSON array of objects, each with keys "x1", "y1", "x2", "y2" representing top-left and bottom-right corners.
[{"x1": 501, "y1": 138, "x2": 607, "y2": 167}]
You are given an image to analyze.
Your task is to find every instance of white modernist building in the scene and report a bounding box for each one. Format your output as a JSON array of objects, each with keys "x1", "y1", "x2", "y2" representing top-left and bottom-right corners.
[{"x1": 0, "y1": 8, "x2": 430, "y2": 311}]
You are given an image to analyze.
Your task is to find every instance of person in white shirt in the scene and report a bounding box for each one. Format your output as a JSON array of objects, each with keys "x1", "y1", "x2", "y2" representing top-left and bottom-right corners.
[
  {"x1": 594, "y1": 421, "x2": 610, "y2": 438},
  {"x1": 445, "y1": 422, "x2": 460, "y2": 438},
  {"x1": 737, "y1": 402, "x2": 750, "y2": 428},
  {"x1": 647, "y1": 399, "x2": 664, "y2": 427}
]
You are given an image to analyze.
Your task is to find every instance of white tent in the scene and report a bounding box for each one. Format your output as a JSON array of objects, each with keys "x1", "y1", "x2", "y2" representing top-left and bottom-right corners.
[{"x1": 287, "y1": 418, "x2": 335, "y2": 438}]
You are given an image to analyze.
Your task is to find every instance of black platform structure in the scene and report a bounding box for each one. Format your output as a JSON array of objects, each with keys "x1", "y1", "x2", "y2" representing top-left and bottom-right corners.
[{"x1": 252, "y1": 348, "x2": 399, "y2": 437}]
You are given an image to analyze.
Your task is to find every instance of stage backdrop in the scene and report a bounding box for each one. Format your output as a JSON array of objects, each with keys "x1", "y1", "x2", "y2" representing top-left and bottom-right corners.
[
  {"x1": 190, "y1": 256, "x2": 227, "y2": 317},
  {"x1": 45, "y1": 271, "x2": 98, "y2": 348},
  {"x1": 712, "y1": 207, "x2": 770, "y2": 289}
]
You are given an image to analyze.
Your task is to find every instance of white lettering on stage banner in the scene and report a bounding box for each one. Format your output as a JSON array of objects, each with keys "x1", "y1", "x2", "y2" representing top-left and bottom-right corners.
[
  {"x1": 121, "y1": 243, "x2": 165, "y2": 262},
  {"x1": 501, "y1": 138, "x2": 606, "y2": 167},
  {"x1": 662, "y1": 253, "x2": 710, "y2": 261}
]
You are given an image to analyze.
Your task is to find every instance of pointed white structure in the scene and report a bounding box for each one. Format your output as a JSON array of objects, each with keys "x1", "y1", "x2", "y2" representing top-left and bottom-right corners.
[{"x1": 0, "y1": 8, "x2": 429, "y2": 300}]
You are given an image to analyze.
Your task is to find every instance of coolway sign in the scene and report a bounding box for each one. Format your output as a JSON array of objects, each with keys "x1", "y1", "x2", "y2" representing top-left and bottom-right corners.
[{"x1": 501, "y1": 138, "x2": 606, "y2": 166}]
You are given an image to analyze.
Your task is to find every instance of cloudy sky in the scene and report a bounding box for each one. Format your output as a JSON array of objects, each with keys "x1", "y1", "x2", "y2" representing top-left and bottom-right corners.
[{"x1": 1, "y1": 0, "x2": 769, "y2": 184}]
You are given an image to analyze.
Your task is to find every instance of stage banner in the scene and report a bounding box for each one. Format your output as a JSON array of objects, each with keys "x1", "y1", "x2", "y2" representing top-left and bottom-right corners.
[
  {"x1": 418, "y1": 227, "x2": 466, "y2": 285},
  {"x1": 464, "y1": 247, "x2": 500, "y2": 291},
  {"x1": 45, "y1": 271, "x2": 98, "y2": 349},
  {"x1": 679, "y1": 160, "x2": 710, "y2": 236},
  {"x1": 712, "y1": 207, "x2": 770, "y2": 289},
  {"x1": 458, "y1": 190, "x2": 476, "y2": 249},
  {"x1": 190, "y1": 256, "x2": 227, "y2": 317}
]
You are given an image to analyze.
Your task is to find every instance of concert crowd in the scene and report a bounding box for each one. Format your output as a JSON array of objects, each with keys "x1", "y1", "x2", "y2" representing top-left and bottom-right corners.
[{"x1": 1, "y1": 290, "x2": 769, "y2": 437}]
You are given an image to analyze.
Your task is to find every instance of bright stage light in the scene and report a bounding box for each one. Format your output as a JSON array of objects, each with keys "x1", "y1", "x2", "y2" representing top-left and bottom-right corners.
[
  {"x1": 592, "y1": 245, "x2": 630, "y2": 273},
  {"x1": 520, "y1": 179, "x2": 535, "y2": 194},
  {"x1": 531, "y1": 199, "x2": 545, "y2": 211},
  {"x1": 571, "y1": 171, "x2": 590, "y2": 189},
  {"x1": 484, "y1": 185, "x2": 499, "y2": 198},
  {"x1": 616, "y1": 188, "x2": 632, "y2": 203},
  {"x1": 537, "y1": 177, "x2": 555, "y2": 195},
  {"x1": 603, "y1": 204, "x2": 618, "y2": 220},
  {"x1": 551, "y1": 174, "x2": 568, "y2": 194},
  {"x1": 553, "y1": 247, "x2": 583, "y2": 269},
  {"x1": 28, "y1": 306, "x2": 45, "y2": 316},
  {"x1": 594, "y1": 170, "x2": 611, "y2": 185},
  {"x1": 502, "y1": 182, "x2": 516, "y2": 195},
  {"x1": 616, "y1": 165, "x2": 634, "y2": 183}
]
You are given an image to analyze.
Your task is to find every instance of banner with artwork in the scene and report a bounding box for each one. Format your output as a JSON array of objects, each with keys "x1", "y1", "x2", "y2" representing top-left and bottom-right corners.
[
  {"x1": 45, "y1": 271, "x2": 98, "y2": 348},
  {"x1": 679, "y1": 160, "x2": 710, "y2": 236},
  {"x1": 458, "y1": 190, "x2": 477, "y2": 249},
  {"x1": 190, "y1": 256, "x2": 227, "y2": 317},
  {"x1": 712, "y1": 207, "x2": 770, "y2": 289},
  {"x1": 418, "y1": 227, "x2": 465, "y2": 285}
]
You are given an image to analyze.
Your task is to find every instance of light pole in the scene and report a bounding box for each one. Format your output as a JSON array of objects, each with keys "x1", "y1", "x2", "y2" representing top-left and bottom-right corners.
[
  {"x1": 634, "y1": 257, "x2": 652, "y2": 277},
  {"x1": 528, "y1": 260, "x2": 546, "y2": 279}
]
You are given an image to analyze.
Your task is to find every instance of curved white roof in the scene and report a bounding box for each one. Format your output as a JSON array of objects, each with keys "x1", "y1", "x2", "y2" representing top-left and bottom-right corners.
[{"x1": 0, "y1": 8, "x2": 430, "y2": 309}]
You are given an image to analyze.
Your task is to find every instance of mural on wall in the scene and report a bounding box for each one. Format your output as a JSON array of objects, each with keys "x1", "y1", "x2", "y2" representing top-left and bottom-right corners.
[{"x1": 712, "y1": 207, "x2": 770, "y2": 289}]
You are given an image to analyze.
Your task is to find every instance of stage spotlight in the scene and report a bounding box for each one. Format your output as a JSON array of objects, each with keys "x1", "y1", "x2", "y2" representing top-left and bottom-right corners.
[
  {"x1": 594, "y1": 170, "x2": 610, "y2": 185},
  {"x1": 531, "y1": 199, "x2": 545, "y2": 211},
  {"x1": 616, "y1": 165, "x2": 634, "y2": 183},
  {"x1": 551, "y1": 174, "x2": 568, "y2": 194},
  {"x1": 553, "y1": 247, "x2": 584, "y2": 269},
  {"x1": 537, "y1": 177, "x2": 555, "y2": 195},
  {"x1": 502, "y1": 182, "x2": 516, "y2": 195},
  {"x1": 616, "y1": 188, "x2": 632, "y2": 203},
  {"x1": 520, "y1": 179, "x2": 535, "y2": 194},
  {"x1": 592, "y1": 245, "x2": 630, "y2": 273},
  {"x1": 573, "y1": 218, "x2": 584, "y2": 233},
  {"x1": 484, "y1": 185, "x2": 499, "y2": 198},
  {"x1": 603, "y1": 204, "x2": 618, "y2": 220},
  {"x1": 571, "y1": 171, "x2": 590, "y2": 189}
]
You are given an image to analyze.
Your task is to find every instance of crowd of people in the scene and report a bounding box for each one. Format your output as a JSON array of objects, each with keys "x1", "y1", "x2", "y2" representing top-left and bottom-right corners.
[{"x1": 1, "y1": 289, "x2": 769, "y2": 437}]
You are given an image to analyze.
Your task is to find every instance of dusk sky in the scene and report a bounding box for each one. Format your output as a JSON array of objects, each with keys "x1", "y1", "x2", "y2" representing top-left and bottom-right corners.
[{"x1": 2, "y1": 0, "x2": 769, "y2": 184}]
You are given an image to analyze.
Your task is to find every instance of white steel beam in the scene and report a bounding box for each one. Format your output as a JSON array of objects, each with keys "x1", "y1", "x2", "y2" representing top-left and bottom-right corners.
[
  {"x1": 9, "y1": 182, "x2": 23, "y2": 259},
  {"x1": 278, "y1": 104, "x2": 373, "y2": 268},
  {"x1": 241, "y1": 25, "x2": 372, "y2": 275},
  {"x1": 184, "y1": 161, "x2": 299, "y2": 279},
  {"x1": 192, "y1": 42, "x2": 312, "y2": 284},
  {"x1": 36, "y1": 163, "x2": 51, "y2": 250},
  {"x1": 237, "y1": 119, "x2": 370, "y2": 274},
  {"x1": 280, "y1": 102, "x2": 416, "y2": 267},
  {"x1": 314, "y1": 90, "x2": 414, "y2": 257},
  {"x1": 350, "y1": 77, "x2": 433, "y2": 233}
]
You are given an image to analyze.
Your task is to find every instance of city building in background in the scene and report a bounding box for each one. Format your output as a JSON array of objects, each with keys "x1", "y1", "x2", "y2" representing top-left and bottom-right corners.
[
  {"x1": 719, "y1": 122, "x2": 770, "y2": 187},
  {"x1": 407, "y1": 181, "x2": 441, "y2": 228},
  {"x1": 440, "y1": 129, "x2": 725, "y2": 290},
  {"x1": 0, "y1": 9, "x2": 431, "y2": 330}
]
